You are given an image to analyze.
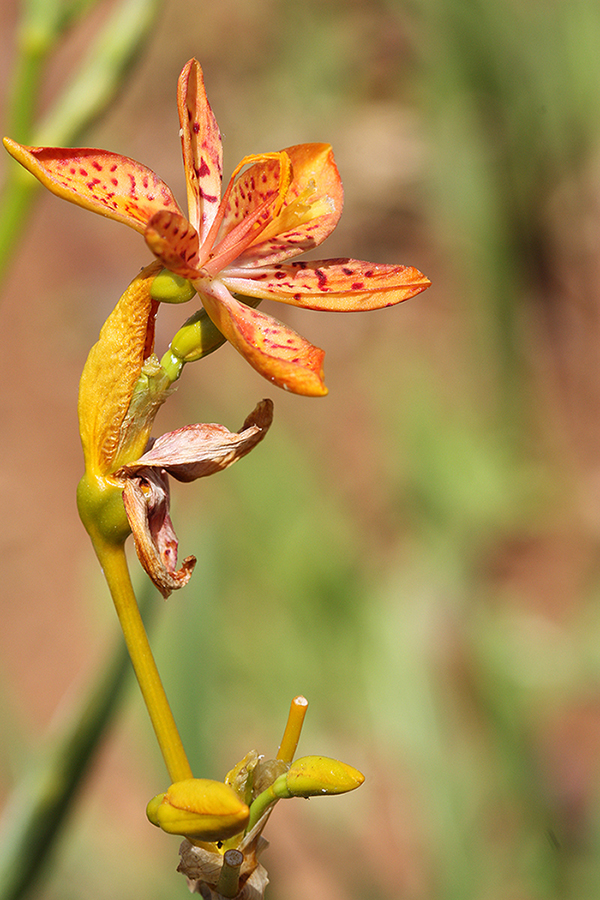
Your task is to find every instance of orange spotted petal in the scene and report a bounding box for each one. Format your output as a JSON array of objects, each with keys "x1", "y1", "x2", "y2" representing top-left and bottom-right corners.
[
  {"x1": 222, "y1": 259, "x2": 431, "y2": 311},
  {"x1": 197, "y1": 279, "x2": 327, "y2": 396},
  {"x1": 202, "y1": 152, "x2": 292, "y2": 274},
  {"x1": 178, "y1": 59, "x2": 223, "y2": 240},
  {"x1": 3, "y1": 139, "x2": 182, "y2": 232},
  {"x1": 234, "y1": 143, "x2": 344, "y2": 267},
  {"x1": 145, "y1": 210, "x2": 200, "y2": 278}
]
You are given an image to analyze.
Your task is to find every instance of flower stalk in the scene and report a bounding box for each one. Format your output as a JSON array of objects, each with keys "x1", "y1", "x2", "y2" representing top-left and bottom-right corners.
[
  {"x1": 216, "y1": 849, "x2": 244, "y2": 898},
  {"x1": 91, "y1": 536, "x2": 192, "y2": 782}
]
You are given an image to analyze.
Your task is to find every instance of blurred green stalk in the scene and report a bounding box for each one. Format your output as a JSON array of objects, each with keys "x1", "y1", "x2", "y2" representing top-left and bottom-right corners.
[
  {"x1": 0, "y1": 589, "x2": 155, "y2": 900},
  {"x1": 0, "y1": 0, "x2": 161, "y2": 286},
  {"x1": 0, "y1": 5, "x2": 162, "y2": 893}
]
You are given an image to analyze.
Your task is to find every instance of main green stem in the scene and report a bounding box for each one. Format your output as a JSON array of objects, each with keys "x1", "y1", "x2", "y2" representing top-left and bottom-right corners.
[{"x1": 93, "y1": 538, "x2": 192, "y2": 783}]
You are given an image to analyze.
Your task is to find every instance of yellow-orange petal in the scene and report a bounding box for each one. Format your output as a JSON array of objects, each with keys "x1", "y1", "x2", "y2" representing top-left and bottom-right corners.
[
  {"x1": 234, "y1": 143, "x2": 344, "y2": 267},
  {"x1": 145, "y1": 210, "x2": 200, "y2": 278},
  {"x1": 177, "y1": 59, "x2": 223, "y2": 240},
  {"x1": 3, "y1": 138, "x2": 182, "y2": 232},
  {"x1": 223, "y1": 259, "x2": 431, "y2": 311},
  {"x1": 197, "y1": 279, "x2": 327, "y2": 396},
  {"x1": 78, "y1": 260, "x2": 162, "y2": 476}
]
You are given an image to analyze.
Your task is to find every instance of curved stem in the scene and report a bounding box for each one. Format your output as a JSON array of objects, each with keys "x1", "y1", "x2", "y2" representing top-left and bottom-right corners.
[
  {"x1": 93, "y1": 538, "x2": 192, "y2": 783},
  {"x1": 246, "y1": 784, "x2": 278, "y2": 834}
]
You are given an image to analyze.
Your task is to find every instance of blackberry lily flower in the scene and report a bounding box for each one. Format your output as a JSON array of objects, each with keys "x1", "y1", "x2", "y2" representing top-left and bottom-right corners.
[
  {"x1": 75, "y1": 260, "x2": 273, "y2": 597},
  {"x1": 3, "y1": 59, "x2": 430, "y2": 396}
]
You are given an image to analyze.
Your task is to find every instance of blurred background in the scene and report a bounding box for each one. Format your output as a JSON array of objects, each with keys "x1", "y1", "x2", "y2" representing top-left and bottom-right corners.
[{"x1": 3, "y1": 0, "x2": 600, "y2": 897}]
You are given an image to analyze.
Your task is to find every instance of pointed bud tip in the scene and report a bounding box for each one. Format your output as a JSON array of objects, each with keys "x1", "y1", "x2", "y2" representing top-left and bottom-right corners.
[{"x1": 285, "y1": 756, "x2": 365, "y2": 796}]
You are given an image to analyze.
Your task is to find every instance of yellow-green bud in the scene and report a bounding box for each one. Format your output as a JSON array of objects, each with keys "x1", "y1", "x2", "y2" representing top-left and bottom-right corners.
[
  {"x1": 281, "y1": 756, "x2": 365, "y2": 797},
  {"x1": 150, "y1": 269, "x2": 197, "y2": 303},
  {"x1": 146, "y1": 779, "x2": 250, "y2": 842},
  {"x1": 169, "y1": 309, "x2": 226, "y2": 362}
]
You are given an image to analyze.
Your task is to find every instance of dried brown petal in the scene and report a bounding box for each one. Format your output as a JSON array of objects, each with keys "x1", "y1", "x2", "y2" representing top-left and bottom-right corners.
[
  {"x1": 117, "y1": 401, "x2": 273, "y2": 596},
  {"x1": 120, "y1": 400, "x2": 273, "y2": 483},
  {"x1": 121, "y1": 468, "x2": 196, "y2": 598}
]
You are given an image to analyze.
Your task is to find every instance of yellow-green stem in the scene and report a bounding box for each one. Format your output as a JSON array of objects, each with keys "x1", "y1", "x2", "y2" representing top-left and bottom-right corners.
[
  {"x1": 216, "y1": 849, "x2": 244, "y2": 898},
  {"x1": 276, "y1": 695, "x2": 308, "y2": 763},
  {"x1": 93, "y1": 538, "x2": 192, "y2": 783}
]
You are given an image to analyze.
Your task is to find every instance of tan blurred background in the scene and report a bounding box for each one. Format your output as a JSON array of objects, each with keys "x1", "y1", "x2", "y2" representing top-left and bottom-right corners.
[{"x1": 3, "y1": 0, "x2": 600, "y2": 898}]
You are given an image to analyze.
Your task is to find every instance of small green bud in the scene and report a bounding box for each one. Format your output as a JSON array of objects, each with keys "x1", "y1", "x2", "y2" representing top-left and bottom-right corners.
[
  {"x1": 146, "y1": 778, "x2": 250, "y2": 842},
  {"x1": 146, "y1": 792, "x2": 167, "y2": 825},
  {"x1": 169, "y1": 308, "x2": 226, "y2": 362},
  {"x1": 283, "y1": 756, "x2": 365, "y2": 797},
  {"x1": 150, "y1": 269, "x2": 197, "y2": 304},
  {"x1": 167, "y1": 294, "x2": 263, "y2": 366},
  {"x1": 246, "y1": 754, "x2": 365, "y2": 832}
]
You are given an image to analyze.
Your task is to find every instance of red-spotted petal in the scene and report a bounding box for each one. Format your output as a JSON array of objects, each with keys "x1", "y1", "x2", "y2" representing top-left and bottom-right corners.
[
  {"x1": 178, "y1": 59, "x2": 223, "y2": 240},
  {"x1": 3, "y1": 139, "x2": 182, "y2": 232},
  {"x1": 214, "y1": 153, "x2": 291, "y2": 241},
  {"x1": 202, "y1": 152, "x2": 292, "y2": 274},
  {"x1": 145, "y1": 211, "x2": 200, "y2": 278},
  {"x1": 222, "y1": 259, "x2": 431, "y2": 310},
  {"x1": 196, "y1": 279, "x2": 327, "y2": 396},
  {"x1": 233, "y1": 143, "x2": 344, "y2": 267}
]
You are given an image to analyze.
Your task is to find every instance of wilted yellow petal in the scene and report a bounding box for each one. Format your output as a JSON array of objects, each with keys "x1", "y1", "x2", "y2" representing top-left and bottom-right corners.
[
  {"x1": 147, "y1": 778, "x2": 250, "y2": 841},
  {"x1": 78, "y1": 260, "x2": 162, "y2": 475}
]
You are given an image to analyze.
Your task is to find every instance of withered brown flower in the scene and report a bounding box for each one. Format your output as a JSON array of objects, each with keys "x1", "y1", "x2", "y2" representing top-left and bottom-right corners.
[{"x1": 116, "y1": 401, "x2": 273, "y2": 597}]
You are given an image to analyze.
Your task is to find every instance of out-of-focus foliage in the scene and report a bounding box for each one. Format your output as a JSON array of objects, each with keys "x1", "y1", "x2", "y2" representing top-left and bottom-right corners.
[{"x1": 4, "y1": 0, "x2": 600, "y2": 899}]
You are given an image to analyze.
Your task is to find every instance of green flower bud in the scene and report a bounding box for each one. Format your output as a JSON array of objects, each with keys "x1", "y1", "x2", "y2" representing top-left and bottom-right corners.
[
  {"x1": 150, "y1": 269, "x2": 197, "y2": 304},
  {"x1": 169, "y1": 308, "x2": 226, "y2": 363},
  {"x1": 282, "y1": 756, "x2": 365, "y2": 797},
  {"x1": 147, "y1": 778, "x2": 250, "y2": 842},
  {"x1": 146, "y1": 792, "x2": 167, "y2": 825}
]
